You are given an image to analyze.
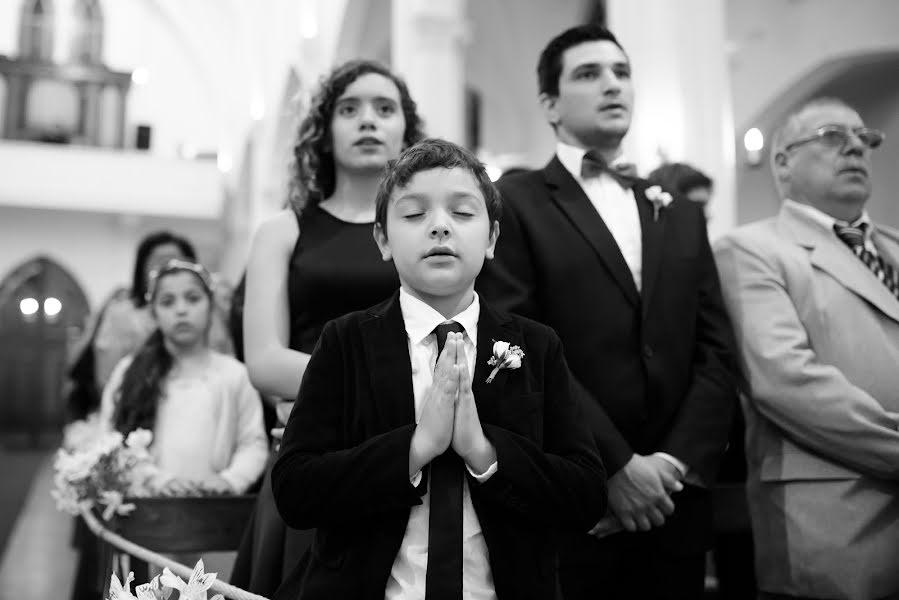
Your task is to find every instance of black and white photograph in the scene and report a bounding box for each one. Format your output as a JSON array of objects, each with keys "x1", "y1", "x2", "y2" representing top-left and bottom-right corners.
[{"x1": 1, "y1": 1, "x2": 898, "y2": 599}]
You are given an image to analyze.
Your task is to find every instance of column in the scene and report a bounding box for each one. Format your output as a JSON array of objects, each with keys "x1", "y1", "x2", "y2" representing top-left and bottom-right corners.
[
  {"x1": 608, "y1": 0, "x2": 736, "y2": 239},
  {"x1": 4, "y1": 75, "x2": 26, "y2": 139},
  {"x1": 391, "y1": 0, "x2": 468, "y2": 144},
  {"x1": 83, "y1": 82, "x2": 102, "y2": 146},
  {"x1": 115, "y1": 84, "x2": 128, "y2": 148}
]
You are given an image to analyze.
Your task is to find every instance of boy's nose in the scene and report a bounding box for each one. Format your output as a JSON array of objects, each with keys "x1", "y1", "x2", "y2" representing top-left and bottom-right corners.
[{"x1": 430, "y1": 225, "x2": 450, "y2": 238}]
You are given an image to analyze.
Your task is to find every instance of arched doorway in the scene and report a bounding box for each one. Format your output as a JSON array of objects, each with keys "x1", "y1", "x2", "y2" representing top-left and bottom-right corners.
[{"x1": 0, "y1": 256, "x2": 89, "y2": 446}]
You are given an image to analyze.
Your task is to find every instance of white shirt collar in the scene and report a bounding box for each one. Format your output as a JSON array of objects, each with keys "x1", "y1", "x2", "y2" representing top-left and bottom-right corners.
[
  {"x1": 785, "y1": 198, "x2": 873, "y2": 238},
  {"x1": 556, "y1": 141, "x2": 629, "y2": 181},
  {"x1": 398, "y1": 287, "x2": 480, "y2": 346}
]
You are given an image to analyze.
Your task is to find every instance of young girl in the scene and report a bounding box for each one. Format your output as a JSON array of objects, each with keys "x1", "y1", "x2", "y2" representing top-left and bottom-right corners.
[{"x1": 101, "y1": 258, "x2": 268, "y2": 495}]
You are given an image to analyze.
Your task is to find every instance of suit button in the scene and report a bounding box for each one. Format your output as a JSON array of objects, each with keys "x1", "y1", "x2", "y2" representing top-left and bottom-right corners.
[{"x1": 642, "y1": 344, "x2": 653, "y2": 358}]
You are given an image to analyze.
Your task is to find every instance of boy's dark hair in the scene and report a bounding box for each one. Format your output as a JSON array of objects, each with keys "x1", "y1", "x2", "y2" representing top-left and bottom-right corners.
[
  {"x1": 374, "y1": 138, "x2": 502, "y2": 233},
  {"x1": 647, "y1": 162, "x2": 713, "y2": 196},
  {"x1": 131, "y1": 231, "x2": 196, "y2": 307},
  {"x1": 537, "y1": 24, "x2": 625, "y2": 96}
]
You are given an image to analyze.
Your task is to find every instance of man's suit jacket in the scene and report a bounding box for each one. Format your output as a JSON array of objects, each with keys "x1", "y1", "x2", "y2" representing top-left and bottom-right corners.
[
  {"x1": 715, "y1": 201, "x2": 899, "y2": 600},
  {"x1": 271, "y1": 292, "x2": 606, "y2": 600},
  {"x1": 476, "y1": 157, "x2": 738, "y2": 551}
]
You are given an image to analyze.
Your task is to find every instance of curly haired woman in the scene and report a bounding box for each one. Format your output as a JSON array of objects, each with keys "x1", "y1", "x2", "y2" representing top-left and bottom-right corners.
[{"x1": 231, "y1": 59, "x2": 425, "y2": 596}]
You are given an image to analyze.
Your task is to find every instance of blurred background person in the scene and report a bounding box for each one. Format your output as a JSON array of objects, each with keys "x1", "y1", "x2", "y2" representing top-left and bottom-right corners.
[
  {"x1": 100, "y1": 258, "x2": 267, "y2": 582},
  {"x1": 101, "y1": 258, "x2": 267, "y2": 496},
  {"x1": 231, "y1": 59, "x2": 425, "y2": 597},
  {"x1": 92, "y1": 231, "x2": 234, "y2": 395},
  {"x1": 65, "y1": 232, "x2": 238, "y2": 599},
  {"x1": 64, "y1": 231, "x2": 195, "y2": 423},
  {"x1": 647, "y1": 162, "x2": 714, "y2": 212}
]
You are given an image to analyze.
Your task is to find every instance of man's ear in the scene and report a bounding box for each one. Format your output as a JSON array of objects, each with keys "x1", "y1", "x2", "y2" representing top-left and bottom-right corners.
[
  {"x1": 774, "y1": 151, "x2": 788, "y2": 168},
  {"x1": 773, "y1": 151, "x2": 790, "y2": 180},
  {"x1": 373, "y1": 223, "x2": 392, "y2": 262},
  {"x1": 539, "y1": 93, "x2": 560, "y2": 127},
  {"x1": 485, "y1": 221, "x2": 500, "y2": 261}
]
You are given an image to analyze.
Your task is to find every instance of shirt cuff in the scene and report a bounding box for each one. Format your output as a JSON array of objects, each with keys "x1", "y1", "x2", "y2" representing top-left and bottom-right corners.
[
  {"x1": 466, "y1": 460, "x2": 498, "y2": 482},
  {"x1": 652, "y1": 452, "x2": 688, "y2": 478},
  {"x1": 410, "y1": 470, "x2": 423, "y2": 487}
]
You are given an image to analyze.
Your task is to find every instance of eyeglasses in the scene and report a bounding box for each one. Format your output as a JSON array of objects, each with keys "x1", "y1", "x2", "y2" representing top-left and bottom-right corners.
[{"x1": 784, "y1": 125, "x2": 885, "y2": 153}]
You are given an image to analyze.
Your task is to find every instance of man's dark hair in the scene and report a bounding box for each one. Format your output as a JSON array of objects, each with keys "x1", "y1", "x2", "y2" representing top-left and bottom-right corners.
[
  {"x1": 375, "y1": 138, "x2": 502, "y2": 233},
  {"x1": 537, "y1": 24, "x2": 625, "y2": 96}
]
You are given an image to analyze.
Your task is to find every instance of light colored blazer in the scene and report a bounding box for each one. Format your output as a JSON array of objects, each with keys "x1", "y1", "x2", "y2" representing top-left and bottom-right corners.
[{"x1": 714, "y1": 201, "x2": 899, "y2": 600}]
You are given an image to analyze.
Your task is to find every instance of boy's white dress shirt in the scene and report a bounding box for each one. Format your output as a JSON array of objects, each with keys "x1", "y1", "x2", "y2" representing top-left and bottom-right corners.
[{"x1": 385, "y1": 288, "x2": 498, "y2": 600}]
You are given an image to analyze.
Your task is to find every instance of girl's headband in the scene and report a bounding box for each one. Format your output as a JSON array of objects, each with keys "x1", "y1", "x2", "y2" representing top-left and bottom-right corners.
[{"x1": 145, "y1": 258, "x2": 214, "y2": 302}]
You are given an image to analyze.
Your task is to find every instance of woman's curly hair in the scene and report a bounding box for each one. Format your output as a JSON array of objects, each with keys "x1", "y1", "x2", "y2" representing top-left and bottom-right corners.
[{"x1": 288, "y1": 59, "x2": 426, "y2": 212}]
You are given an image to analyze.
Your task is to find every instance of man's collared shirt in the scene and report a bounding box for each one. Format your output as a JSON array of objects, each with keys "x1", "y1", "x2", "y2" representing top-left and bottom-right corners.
[
  {"x1": 557, "y1": 140, "x2": 643, "y2": 291},
  {"x1": 385, "y1": 288, "x2": 497, "y2": 600},
  {"x1": 786, "y1": 198, "x2": 878, "y2": 255}
]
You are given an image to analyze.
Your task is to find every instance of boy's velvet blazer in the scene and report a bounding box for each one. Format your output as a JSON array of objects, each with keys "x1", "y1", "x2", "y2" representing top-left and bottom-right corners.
[{"x1": 271, "y1": 291, "x2": 607, "y2": 600}]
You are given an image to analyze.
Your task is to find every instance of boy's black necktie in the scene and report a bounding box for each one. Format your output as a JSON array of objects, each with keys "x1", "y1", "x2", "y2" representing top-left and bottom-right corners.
[{"x1": 426, "y1": 321, "x2": 465, "y2": 600}]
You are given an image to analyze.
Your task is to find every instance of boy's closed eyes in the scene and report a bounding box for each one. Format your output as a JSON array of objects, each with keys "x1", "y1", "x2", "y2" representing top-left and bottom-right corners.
[{"x1": 374, "y1": 167, "x2": 499, "y2": 318}]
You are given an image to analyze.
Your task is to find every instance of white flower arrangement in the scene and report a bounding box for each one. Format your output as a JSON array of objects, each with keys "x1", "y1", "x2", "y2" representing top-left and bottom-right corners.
[
  {"x1": 52, "y1": 417, "x2": 159, "y2": 520},
  {"x1": 108, "y1": 559, "x2": 224, "y2": 600}
]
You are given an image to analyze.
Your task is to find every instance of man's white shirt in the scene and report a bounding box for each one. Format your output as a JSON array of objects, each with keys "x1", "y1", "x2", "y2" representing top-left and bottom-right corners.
[
  {"x1": 557, "y1": 141, "x2": 644, "y2": 291},
  {"x1": 785, "y1": 198, "x2": 878, "y2": 254}
]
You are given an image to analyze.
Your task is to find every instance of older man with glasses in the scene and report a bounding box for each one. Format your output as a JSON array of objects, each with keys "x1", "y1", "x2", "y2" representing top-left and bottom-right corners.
[{"x1": 714, "y1": 97, "x2": 899, "y2": 600}]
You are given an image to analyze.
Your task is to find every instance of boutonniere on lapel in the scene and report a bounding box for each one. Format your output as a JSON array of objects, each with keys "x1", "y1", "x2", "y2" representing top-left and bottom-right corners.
[
  {"x1": 644, "y1": 185, "x2": 673, "y2": 222},
  {"x1": 485, "y1": 340, "x2": 525, "y2": 383}
]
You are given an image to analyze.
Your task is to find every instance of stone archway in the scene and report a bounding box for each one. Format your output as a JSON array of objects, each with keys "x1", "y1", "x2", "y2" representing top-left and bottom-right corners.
[{"x1": 0, "y1": 256, "x2": 89, "y2": 446}]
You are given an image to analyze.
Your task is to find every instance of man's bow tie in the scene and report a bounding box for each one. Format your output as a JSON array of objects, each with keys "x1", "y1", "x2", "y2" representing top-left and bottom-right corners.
[{"x1": 580, "y1": 151, "x2": 638, "y2": 189}]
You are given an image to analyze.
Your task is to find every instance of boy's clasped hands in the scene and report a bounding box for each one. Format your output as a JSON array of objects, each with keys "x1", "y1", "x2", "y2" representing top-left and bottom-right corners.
[{"x1": 410, "y1": 331, "x2": 497, "y2": 477}]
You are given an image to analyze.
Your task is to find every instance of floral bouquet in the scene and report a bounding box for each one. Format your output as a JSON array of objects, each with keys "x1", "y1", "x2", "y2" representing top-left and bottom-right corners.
[
  {"x1": 108, "y1": 559, "x2": 224, "y2": 600},
  {"x1": 52, "y1": 416, "x2": 159, "y2": 520}
]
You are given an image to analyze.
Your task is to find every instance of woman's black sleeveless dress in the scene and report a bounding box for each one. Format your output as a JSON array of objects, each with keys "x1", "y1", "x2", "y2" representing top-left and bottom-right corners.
[{"x1": 230, "y1": 205, "x2": 399, "y2": 595}]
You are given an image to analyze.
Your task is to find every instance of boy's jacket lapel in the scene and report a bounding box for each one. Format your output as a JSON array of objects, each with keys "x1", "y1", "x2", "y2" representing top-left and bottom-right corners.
[
  {"x1": 361, "y1": 292, "x2": 416, "y2": 430},
  {"x1": 359, "y1": 292, "x2": 525, "y2": 430},
  {"x1": 472, "y1": 301, "x2": 524, "y2": 424}
]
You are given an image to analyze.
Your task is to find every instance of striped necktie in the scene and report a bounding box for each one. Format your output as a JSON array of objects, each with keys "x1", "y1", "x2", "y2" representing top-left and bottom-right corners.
[{"x1": 834, "y1": 222, "x2": 899, "y2": 300}]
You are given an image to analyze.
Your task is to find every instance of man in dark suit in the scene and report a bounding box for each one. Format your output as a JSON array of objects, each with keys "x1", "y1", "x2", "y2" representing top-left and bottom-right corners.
[
  {"x1": 476, "y1": 24, "x2": 738, "y2": 599},
  {"x1": 272, "y1": 139, "x2": 606, "y2": 599}
]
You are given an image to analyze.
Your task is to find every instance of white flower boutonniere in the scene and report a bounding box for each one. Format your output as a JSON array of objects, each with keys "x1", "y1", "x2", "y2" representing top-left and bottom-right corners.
[
  {"x1": 486, "y1": 340, "x2": 525, "y2": 383},
  {"x1": 645, "y1": 185, "x2": 674, "y2": 222}
]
